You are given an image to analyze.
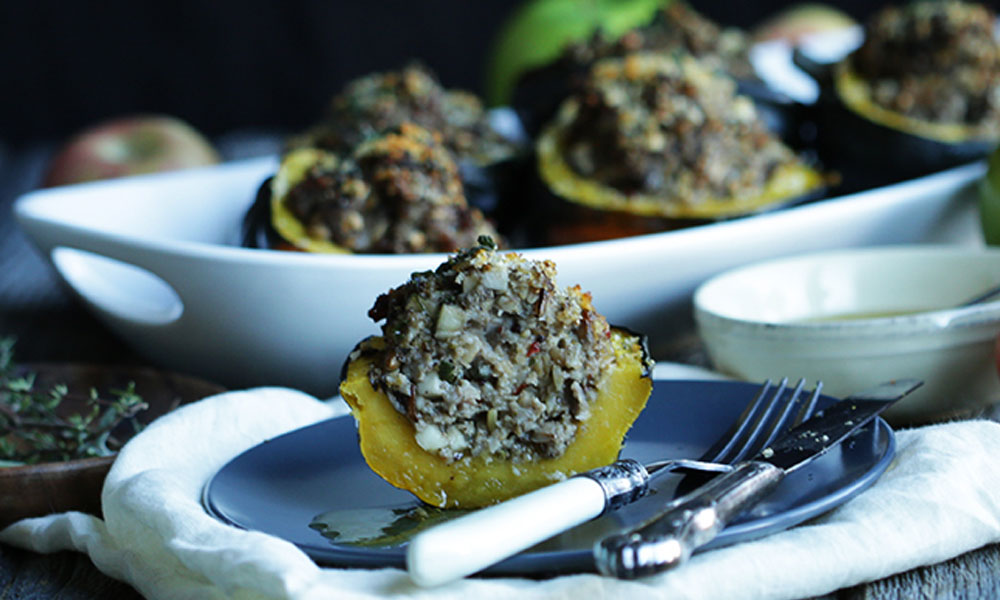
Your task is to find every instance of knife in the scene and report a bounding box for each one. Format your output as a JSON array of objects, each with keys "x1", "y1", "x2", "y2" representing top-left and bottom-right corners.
[
  {"x1": 406, "y1": 379, "x2": 920, "y2": 587},
  {"x1": 593, "y1": 377, "x2": 922, "y2": 579}
]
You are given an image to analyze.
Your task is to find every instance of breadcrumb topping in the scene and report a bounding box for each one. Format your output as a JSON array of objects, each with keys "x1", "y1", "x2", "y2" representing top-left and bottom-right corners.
[{"x1": 364, "y1": 240, "x2": 619, "y2": 462}]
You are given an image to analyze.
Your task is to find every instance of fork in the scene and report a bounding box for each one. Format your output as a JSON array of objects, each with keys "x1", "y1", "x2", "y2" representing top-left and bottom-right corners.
[
  {"x1": 653, "y1": 378, "x2": 822, "y2": 484},
  {"x1": 406, "y1": 378, "x2": 823, "y2": 587}
]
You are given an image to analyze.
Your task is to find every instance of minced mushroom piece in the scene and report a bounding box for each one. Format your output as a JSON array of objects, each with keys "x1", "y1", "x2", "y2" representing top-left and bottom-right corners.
[
  {"x1": 851, "y1": 0, "x2": 1000, "y2": 129},
  {"x1": 366, "y1": 239, "x2": 624, "y2": 462},
  {"x1": 290, "y1": 63, "x2": 518, "y2": 166},
  {"x1": 559, "y1": 52, "x2": 799, "y2": 203},
  {"x1": 282, "y1": 124, "x2": 502, "y2": 253}
]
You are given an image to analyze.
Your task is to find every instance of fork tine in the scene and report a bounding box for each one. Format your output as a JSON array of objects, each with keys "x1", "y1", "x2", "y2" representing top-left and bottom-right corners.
[
  {"x1": 754, "y1": 378, "x2": 806, "y2": 453},
  {"x1": 793, "y1": 381, "x2": 823, "y2": 426},
  {"x1": 713, "y1": 377, "x2": 788, "y2": 464},
  {"x1": 664, "y1": 377, "x2": 826, "y2": 501},
  {"x1": 662, "y1": 378, "x2": 823, "y2": 474},
  {"x1": 696, "y1": 379, "x2": 775, "y2": 464},
  {"x1": 665, "y1": 378, "x2": 823, "y2": 495}
]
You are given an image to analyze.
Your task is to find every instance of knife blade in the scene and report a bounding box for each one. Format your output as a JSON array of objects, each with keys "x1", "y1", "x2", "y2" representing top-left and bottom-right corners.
[{"x1": 592, "y1": 378, "x2": 923, "y2": 579}]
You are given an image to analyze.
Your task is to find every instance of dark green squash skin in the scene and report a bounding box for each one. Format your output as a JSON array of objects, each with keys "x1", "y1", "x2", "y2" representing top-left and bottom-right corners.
[
  {"x1": 510, "y1": 53, "x2": 593, "y2": 139},
  {"x1": 521, "y1": 163, "x2": 702, "y2": 247},
  {"x1": 734, "y1": 79, "x2": 817, "y2": 152},
  {"x1": 524, "y1": 161, "x2": 828, "y2": 247},
  {"x1": 817, "y1": 89, "x2": 994, "y2": 186},
  {"x1": 457, "y1": 155, "x2": 535, "y2": 248},
  {"x1": 241, "y1": 176, "x2": 285, "y2": 250},
  {"x1": 800, "y1": 54, "x2": 998, "y2": 188}
]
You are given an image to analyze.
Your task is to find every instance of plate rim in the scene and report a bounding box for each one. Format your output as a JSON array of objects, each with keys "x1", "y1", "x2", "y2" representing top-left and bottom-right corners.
[{"x1": 202, "y1": 378, "x2": 896, "y2": 575}]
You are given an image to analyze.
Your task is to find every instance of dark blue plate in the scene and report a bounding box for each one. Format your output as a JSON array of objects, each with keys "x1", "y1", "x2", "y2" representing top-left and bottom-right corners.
[{"x1": 203, "y1": 379, "x2": 895, "y2": 576}]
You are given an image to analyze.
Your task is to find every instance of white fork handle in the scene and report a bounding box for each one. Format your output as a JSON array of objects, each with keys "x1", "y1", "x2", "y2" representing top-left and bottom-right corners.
[
  {"x1": 407, "y1": 458, "x2": 649, "y2": 587},
  {"x1": 406, "y1": 476, "x2": 606, "y2": 587}
]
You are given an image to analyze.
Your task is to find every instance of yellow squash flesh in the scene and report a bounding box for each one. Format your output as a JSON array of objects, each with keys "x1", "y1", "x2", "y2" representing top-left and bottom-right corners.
[
  {"x1": 537, "y1": 101, "x2": 826, "y2": 221},
  {"x1": 339, "y1": 330, "x2": 652, "y2": 508},
  {"x1": 834, "y1": 62, "x2": 994, "y2": 145},
  {"x1": 270, "y1": 148, "x2": 351, "y2": 254}
]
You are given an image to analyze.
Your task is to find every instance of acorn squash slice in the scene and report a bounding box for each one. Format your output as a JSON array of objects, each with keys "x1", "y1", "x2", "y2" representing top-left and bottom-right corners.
[
  {"x1": 819, "y1": 61, "x2": 999, "y2": 180},
  {"x1": 339, "y1": 329, "x2": 653, "y2": 509},
  {"x1": 532, "y1": 99, "x2": 825, "y2": 248},
  {"x1": 244, "y1": 132, "x2": 509, "y2": 254},
  {"x1": 537, "y1": 104, "x2": 825, "y2": 222},
  {"x1": 241, "y1": 148, "x2": 350, "y2": 253},
  {"x1": 526, "y1": 52, "x2": 827, "y2": 247},
  {"x1": 269, "y1": 148, "x2": 352, "y2": 254}
]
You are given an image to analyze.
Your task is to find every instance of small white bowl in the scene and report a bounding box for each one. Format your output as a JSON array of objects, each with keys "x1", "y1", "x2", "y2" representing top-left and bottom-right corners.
[{"x1": 694, "y1": 245, "x2": 1000, "y2": 424}]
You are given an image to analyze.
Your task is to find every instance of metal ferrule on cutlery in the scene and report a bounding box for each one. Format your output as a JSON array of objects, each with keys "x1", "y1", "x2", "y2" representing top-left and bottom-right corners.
[
  {"x1": 405, "y1": 379, "x2": 921, "y2": 588},
  {"x1": 578, "y1": 458, "x2": 652, "y2": 512},
  {"x1": 593, "y1": 378, "x2": 923, "y2": 579},
  {"x1": 406, "y1": 456, "x2": 675, "y2": 587},
  {"x1": 577, "y1": 456, "x2": 742, "y2": 512},
  {"x1": 594, "y1": 460, "x2": 784, "y2": 578}
]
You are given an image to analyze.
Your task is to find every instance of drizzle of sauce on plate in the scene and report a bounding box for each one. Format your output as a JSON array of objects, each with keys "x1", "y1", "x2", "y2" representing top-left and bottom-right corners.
[{"x1": 309, "y1": 503, "x2": 469, "y2": 548}]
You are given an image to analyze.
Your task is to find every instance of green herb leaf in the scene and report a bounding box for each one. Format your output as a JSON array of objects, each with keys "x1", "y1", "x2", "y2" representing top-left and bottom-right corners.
[
  {"x1": 0, "y1": 337, "x2": 149, "y2": 465},
  {"x1": 477, "y1": 235, "x2": 498, "y2": 251},
  {"x1": 437, "y1": 360, "x2": 459, "y2": 384}
]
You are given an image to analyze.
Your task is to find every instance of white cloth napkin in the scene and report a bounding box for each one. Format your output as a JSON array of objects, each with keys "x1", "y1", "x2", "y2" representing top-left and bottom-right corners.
[{"x1": 4, "y1": 375, "x2": 1000, "y2": 600}]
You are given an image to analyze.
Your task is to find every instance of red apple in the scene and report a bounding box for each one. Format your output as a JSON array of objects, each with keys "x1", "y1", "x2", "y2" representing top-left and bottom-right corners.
[{"x1": 43, "y1": 114, "x2": 221, "y2": 187}]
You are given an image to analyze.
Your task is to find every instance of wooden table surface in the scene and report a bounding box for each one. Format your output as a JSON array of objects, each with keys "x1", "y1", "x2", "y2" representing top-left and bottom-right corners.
[{"x1": 1, "y1": 137, "x2": 999, "y2": 599}]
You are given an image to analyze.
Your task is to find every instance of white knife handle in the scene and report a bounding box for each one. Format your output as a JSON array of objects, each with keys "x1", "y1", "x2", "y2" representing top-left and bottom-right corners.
[
  {"x1": 407, "y1": 459, "x2": 648, "y2": 587},
  {"x1": 594, "y1": 461, "x2": 784, "y2": 579}
]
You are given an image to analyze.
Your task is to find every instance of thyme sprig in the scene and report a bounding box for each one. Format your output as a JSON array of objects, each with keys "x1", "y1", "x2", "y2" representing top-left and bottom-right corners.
[{"x1": 0, "y1": 337, "x2": 149, "y2": 466}]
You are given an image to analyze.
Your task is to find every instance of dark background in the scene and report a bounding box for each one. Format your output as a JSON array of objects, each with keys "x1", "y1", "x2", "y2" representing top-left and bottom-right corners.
[{"x1": 1, "y1": 0, "x2": 901, "y2": 147}]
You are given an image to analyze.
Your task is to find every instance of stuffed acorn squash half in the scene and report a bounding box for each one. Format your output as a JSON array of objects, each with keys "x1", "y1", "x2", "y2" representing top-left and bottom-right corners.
[
  {"x1": 244, "y1": 64, "x2": 525, "y2": 252},
  {"x1": 339, "y1": 238, "x2": 654, "y2": 508},
  {"x1": 289, "y1": 63, "x2": 526, "y2": 225},
  {"x1": 510, "y1": 2, "x2": 764, "y2": 137},
  {"x1": 816, "y1": 0, "x2": 1000, "y2": 181},
  {"x1": 243, "y1": 124, "x2": 504, "y2": 254},
  {"x1": 533, "y1": 52, "x2": 825, "y2": 244}
]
